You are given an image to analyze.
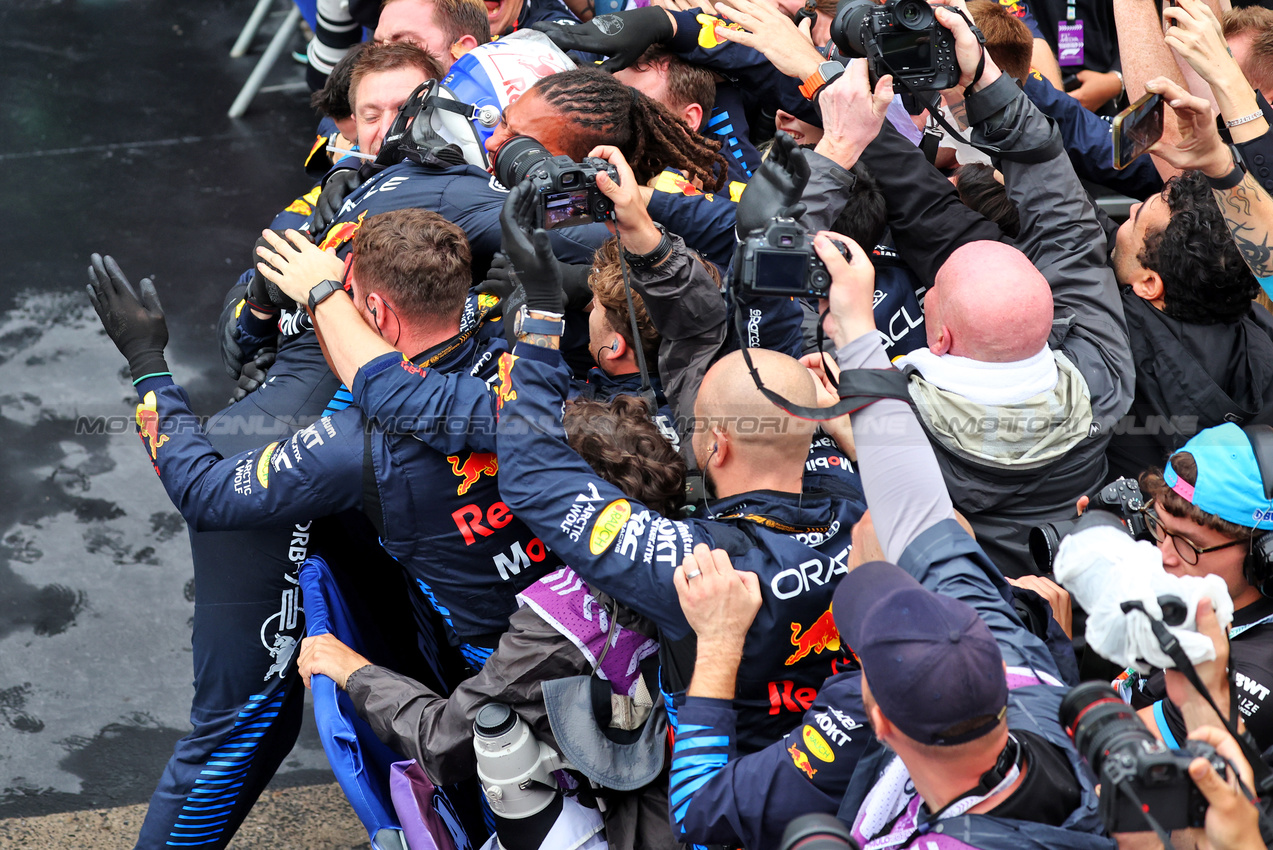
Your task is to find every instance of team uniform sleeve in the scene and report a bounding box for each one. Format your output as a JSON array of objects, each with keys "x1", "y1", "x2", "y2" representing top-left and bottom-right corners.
[
  {"x1": 647, "y1": 189, "x2": 739, "y2": 269},
  {"x1": 351, "y1": 352, "x2": 499, "y2": 453},
  {"x1": 495, "y1": 344, "x2": 709, "y2": 640},
  {"x1": 134, "y1": 377, "x2": 366, "y2": 532},
  {"x1": 671, "y1": 672, "x2": 867, "y2": 848}
]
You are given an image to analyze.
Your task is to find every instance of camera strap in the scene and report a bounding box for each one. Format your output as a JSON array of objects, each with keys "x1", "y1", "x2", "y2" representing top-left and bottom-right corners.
[
  {"x1": 730, "y1": 302, "x2": 912, "y2": 421},
  {"x1": 613, "y1": 234, "x2": 659, "y2": 413},
  {"x1": 1124, "y1": 601, "x2": 1273, "y2": 800}
]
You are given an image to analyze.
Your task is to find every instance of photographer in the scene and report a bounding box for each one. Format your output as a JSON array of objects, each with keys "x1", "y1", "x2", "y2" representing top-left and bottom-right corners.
[{"x1": 1113, "y1": 424, "x2": 1273, "y2": 752}]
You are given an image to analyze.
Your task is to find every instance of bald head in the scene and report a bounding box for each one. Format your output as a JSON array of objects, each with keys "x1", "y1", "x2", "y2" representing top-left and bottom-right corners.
[
  {"x1": 927, "y1": 241, "x2": 1053, "y2": 362},
  {"x1": 695, "y1": 349, "x2": 819, "y2": 464}
]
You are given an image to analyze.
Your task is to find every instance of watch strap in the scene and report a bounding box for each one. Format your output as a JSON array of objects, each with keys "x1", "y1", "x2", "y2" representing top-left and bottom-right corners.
[
  {"x1": 800, "y1": 62, "x2": 844, "y2": 101},
  {"x1": 307, "y1": 279, "x2": 346, "y2": 312},
  {"x1": 517, "y1": 307, "x2": 566, "y2": 337}
]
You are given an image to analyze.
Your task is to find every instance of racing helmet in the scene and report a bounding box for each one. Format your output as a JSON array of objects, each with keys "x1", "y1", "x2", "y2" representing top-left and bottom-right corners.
[{"x1": 394, "y1": 30, "x2": 576, "y2": 169}]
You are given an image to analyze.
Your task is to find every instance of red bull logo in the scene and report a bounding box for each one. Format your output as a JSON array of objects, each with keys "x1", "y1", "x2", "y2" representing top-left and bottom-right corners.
[
  {"x1": 317, "y1": 210, "x2": 367, "y2": 252},
  {"x1": 785, "y1": 608, "x2": 840, "y2": 666},
  {"x1": 696, "y1": 13, "x2": 745, "y2": 49},
  {"x1": 496, "y1": 353, "x2": 518, "y2": 412},
  {"x1": 448, "y1": 452, "x2": 499, "y2": 496},
  {"x1": 135, "y1": 391, "x2": 168, "y2": 461},
  {"x1": 788, "y1": 744, "x2": 817, "y2": 779}
]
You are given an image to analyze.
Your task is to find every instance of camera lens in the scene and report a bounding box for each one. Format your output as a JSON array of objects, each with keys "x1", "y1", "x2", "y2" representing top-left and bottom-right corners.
[
  {"x1": 1059, "y1": 682, "x2": 1158, "y2": 777},
  {"x1": 778, "y1": 813, "x2": 858, "y2": 850},
  {"x1": 1027, "y1": 521, "x2": 1074, "y2": 572},
  {"x1": 830, "y1": 0, "x2": 876, "y2": 57},
  {"x1": 493, "y1": 135, "x2": 552, "y2": 190},
  {"x1": 893, "y1": 0, "x2": 935, "y2": 29}
]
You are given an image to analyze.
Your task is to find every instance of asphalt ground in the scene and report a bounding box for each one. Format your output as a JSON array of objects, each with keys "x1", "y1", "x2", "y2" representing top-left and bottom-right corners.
[{"x1": 0, "y1": 0, "x2": 368, "y2": 845}]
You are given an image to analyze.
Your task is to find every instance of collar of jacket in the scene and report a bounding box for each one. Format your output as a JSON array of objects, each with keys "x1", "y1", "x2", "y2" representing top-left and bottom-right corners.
[{"x1": 709, "y1": 488, "x2": 837, "y2": 534}]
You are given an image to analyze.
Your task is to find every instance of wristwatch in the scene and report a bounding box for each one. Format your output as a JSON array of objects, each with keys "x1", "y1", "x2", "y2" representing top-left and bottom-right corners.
[
  {"x1": 799, "y1": 61, "x2": 846, "y2": 101},
  {"x1": 514, "y1": 304, "x2": 566, "y2": 337},
  {"x1": 307, "y1": 279, "x2": 348, "y2": 312}
]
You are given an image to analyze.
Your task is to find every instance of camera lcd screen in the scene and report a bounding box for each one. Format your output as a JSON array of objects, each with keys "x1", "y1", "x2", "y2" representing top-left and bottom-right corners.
[
  {"x1": 543, "y1": 190, "x2": 594, "y2": 229},
  {"x1": 877, "y1": 30, "x2": 933, "y2": 70},
  {"x1": 752, "y1": 249, "x2": 811, "y2": 294}
]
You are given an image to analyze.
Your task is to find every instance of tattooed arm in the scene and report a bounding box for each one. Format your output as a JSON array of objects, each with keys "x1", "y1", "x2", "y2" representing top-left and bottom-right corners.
[
  {"x1": 1147, "y1": 77, "x2": 1273, "y2": 280},
  {"x1": 1213, "y1": 172, "x2": 1273, "y2": 280}
]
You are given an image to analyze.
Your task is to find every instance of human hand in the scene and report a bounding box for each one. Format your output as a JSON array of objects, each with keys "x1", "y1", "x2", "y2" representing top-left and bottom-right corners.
[
  {"x1": 305, "y1": 168, "x2": 363, "y2": 237},
  {"x1": 500, "y1": 182, "x2": 566, "y2": 314},
  {"x1": 229, "y1": 348, "x2": 276, "y2": 404},
  {"x1": 930, "y1": 0, "x2": 1002, "y2": 91},
  {"x1": 255, "y1": 229, "x2": 345, "y2": 306},
  {"x1": 1186, "y1": 725, "x2": 1264, "y2": 850},
  {"x1": 814, "y1": 232, "x2": 876, "y2": 349},
  {"x1": 1007, "y1": 574, "x2": 1073, "y2": 639},
  {"x1": 1163, "y1": 0, "x2": 1240, "y2": 89},
  {"x1": 814, "y1": 58, "x2": 894, "y2": 170},
  {"x1": 674, "y1": 543, "x2": 762, "y2": 650},
  {"x1": 711, "y1": 0, "x2": 823, "y2": 80},
  {"x1": 1145, "y1": 77, "x2": 1234, "y2": 178},
  {"x1": 1164, "y1": 598, "x2": 1233, "y2": 733},
  {"x1": 297, "y1": 633, "x2": 372, "y2": 690},
  {"x1": 735, "y1": 132, "x2": 810, "y2": 238},
  {"x1": 245, "y1": 235, "x2": 296, "y2": 315},
  {"x1": 1068, "y1": 69, "x2": 1123, "y2": 112},
  {"x1": 86, "y1": 253, "x2": 170, "y2": 383},
  {"x1": 589, "y1": 145, "x2": 664, "y2": 255},
  {"x1": 531, "y1": 8, "x2": 675, "y2": 72},
  {"x1": 652, "y1": 0, "x2": 708, "y2": 13},
  {"x1": 800, "y1": 351, "x2": 857, "y2": 458}
]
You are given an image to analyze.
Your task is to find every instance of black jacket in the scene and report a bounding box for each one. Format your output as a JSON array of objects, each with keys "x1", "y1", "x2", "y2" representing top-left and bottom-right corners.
[{"x1": 1106, "y1": 290, "x2": 1273, "y2": 480}]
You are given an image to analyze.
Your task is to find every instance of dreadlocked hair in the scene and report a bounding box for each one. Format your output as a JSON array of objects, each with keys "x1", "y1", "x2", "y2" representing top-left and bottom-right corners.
[{"x1": 531, "y1": 67, "x2": 728, "y2": 193}]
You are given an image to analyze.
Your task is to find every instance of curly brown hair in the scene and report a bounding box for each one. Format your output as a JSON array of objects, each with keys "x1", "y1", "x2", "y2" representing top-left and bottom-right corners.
[
  {"x1": 589, "y1": 238, "x2": 659, "y2": 365},
  {"x1": 563, "y1": 395, "x2": 685, "y2": 517}
]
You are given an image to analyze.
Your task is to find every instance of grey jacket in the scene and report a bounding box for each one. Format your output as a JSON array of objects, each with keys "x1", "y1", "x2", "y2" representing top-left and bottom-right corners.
[{"x1": 855, "y1": 75, "x2": 1134, "y2": 578}]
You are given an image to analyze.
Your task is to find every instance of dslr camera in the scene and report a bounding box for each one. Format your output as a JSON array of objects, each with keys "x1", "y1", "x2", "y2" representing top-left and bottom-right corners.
[
  {"x1": 1061, "y1": 681, "x2": 1226, "y2": 833},
  {"x1": 494, "y1": 135, "x2": 618, "y2": 230},
  {"x1": 736, "y1": 217, "x2": 850, "y2": 299},
  {"x1": 830, "y1": 0, "x2": 959, "y2": 92},
  {"x1": 1030, "y1": 477, "x2": 1153, "y2": 572}
]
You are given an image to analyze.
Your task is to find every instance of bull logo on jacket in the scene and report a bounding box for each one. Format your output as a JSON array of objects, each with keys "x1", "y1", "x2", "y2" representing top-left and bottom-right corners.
[
  {"x1": 786, "y1": 606, "x2": 841, "y2": 665},
  {"x1": 496, "y1": 353, "x2": 518, "y2": 412},
  {"x1": 136, "y1": 391, "x2": 169, "y2": 463},
  {"x1": 317, "y1": 210, "x2": 367, "y2": 252},
  {"x1": 448, "y1": 452, "x2": 499, "y2": 496}
]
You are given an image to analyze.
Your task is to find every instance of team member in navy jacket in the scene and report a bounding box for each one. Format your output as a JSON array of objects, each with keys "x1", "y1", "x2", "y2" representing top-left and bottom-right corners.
[{"x1": 86, "y1": 211, "x2": 552, "y2": 671}]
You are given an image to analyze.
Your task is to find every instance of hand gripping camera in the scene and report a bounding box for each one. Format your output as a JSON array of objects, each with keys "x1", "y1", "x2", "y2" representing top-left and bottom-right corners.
[
  {"x1": 494, "y1": 135, "x2": 618, "y2": 230},
  {"x1": 736, "y1": 217, "x2": 850, "y2": 299},
  {"x1": 830, "y1": 0, "x2": 960, "y2": 92},
  {"x1": 1060, "y1": 681, "x2": 1226, "y2": 833},
  {"x1": 1029, "y1": 477, "x2": 1153, "y2": 572}
]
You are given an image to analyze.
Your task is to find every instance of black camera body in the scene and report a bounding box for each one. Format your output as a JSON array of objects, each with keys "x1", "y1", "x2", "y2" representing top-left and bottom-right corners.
[
  {"x1": 736, "y1": 218, "x2": 850, "y2": 299},
  {"x1": 1030, "y1": 477, "x2": 1153, "y2": 572},
  {"x1": 1061, "y1": 682, "x2": 1225, "y2": 833},
  {"x1": 830, "y1": 0, "x2": 959, "y2": 92},
  {"x1": 494, "y1": 135, "x2": 617, "y2": 230}
]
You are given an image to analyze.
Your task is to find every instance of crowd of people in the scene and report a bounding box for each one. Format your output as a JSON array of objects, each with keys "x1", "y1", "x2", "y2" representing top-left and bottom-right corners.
[{"x1": 82, "y1": 0, "x2": 1273, "y2": 846}]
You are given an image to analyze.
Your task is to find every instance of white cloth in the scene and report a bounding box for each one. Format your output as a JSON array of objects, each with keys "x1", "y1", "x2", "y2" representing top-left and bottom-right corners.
[
  {"x1": 1054, "y1": 525, "x2": 1234, "y2": 674},
  {"x1": 480, "y1": 797, "x2": 606, "y2": 850},
  {"x1": 894, "y1": 344, "x2": 1058, "y2": 406}
]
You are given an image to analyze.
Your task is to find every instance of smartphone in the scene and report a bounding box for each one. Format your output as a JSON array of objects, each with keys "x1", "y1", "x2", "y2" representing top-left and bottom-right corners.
[{"x1": 1112, "y1": 92, "x2": 1164, "y2": 170}]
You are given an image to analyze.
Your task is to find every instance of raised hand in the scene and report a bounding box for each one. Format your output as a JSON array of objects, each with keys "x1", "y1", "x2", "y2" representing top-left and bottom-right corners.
[{"x1": 86, "y1": 253, "x2": 170, "y2": 383}]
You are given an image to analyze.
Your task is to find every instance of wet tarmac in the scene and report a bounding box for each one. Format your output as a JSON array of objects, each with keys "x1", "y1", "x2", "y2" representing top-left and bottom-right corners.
[{"x1": 0, "y1": 0, "x2": 358, "y2": 839}]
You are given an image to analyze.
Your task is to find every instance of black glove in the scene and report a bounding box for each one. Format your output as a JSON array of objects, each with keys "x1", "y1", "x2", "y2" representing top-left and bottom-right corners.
[
  {"x1": 246, "y1": 233, "x2": 299, "y2": 313},
  {"x1": 531, "y1": 8, "x2": 673, "y2": 73},
  {"x1": 500, "y1": 182, "x2": 565, "y2": 315},
  {"x1": 305, "y1": 168, "x2": 364, "y2": 237},
  {"x1": 561, "y1": 262, "x2": 594, "y2": 313},
  {"x1": 229, "y1": 348, "x2": 277, "y2": 403},
  {"x1": 735, "y1": 132, "x2": 810, "y2": 238},
  {"x1": 220, "y1": 306, "x2": 245, "y2": 380},
  {"x1": 86, "y1": 253, "x2": 170, "y2": 383}
]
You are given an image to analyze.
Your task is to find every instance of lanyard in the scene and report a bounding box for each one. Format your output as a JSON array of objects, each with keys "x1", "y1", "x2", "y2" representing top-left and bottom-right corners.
[{"x1": 1065, "y1": 0, "x2": 1076, "y2": 22}]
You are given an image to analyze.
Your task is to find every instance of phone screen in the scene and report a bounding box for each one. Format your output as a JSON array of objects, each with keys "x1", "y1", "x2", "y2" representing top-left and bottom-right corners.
[{"x1": 1112, "y1": 92, "x2": 1164, "y2": 170}]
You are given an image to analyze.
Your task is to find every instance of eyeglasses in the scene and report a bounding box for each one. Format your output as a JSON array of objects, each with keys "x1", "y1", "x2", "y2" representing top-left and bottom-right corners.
[{"x1": 1143, "y1": 503, "x2": 1245, "y2": 566}]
